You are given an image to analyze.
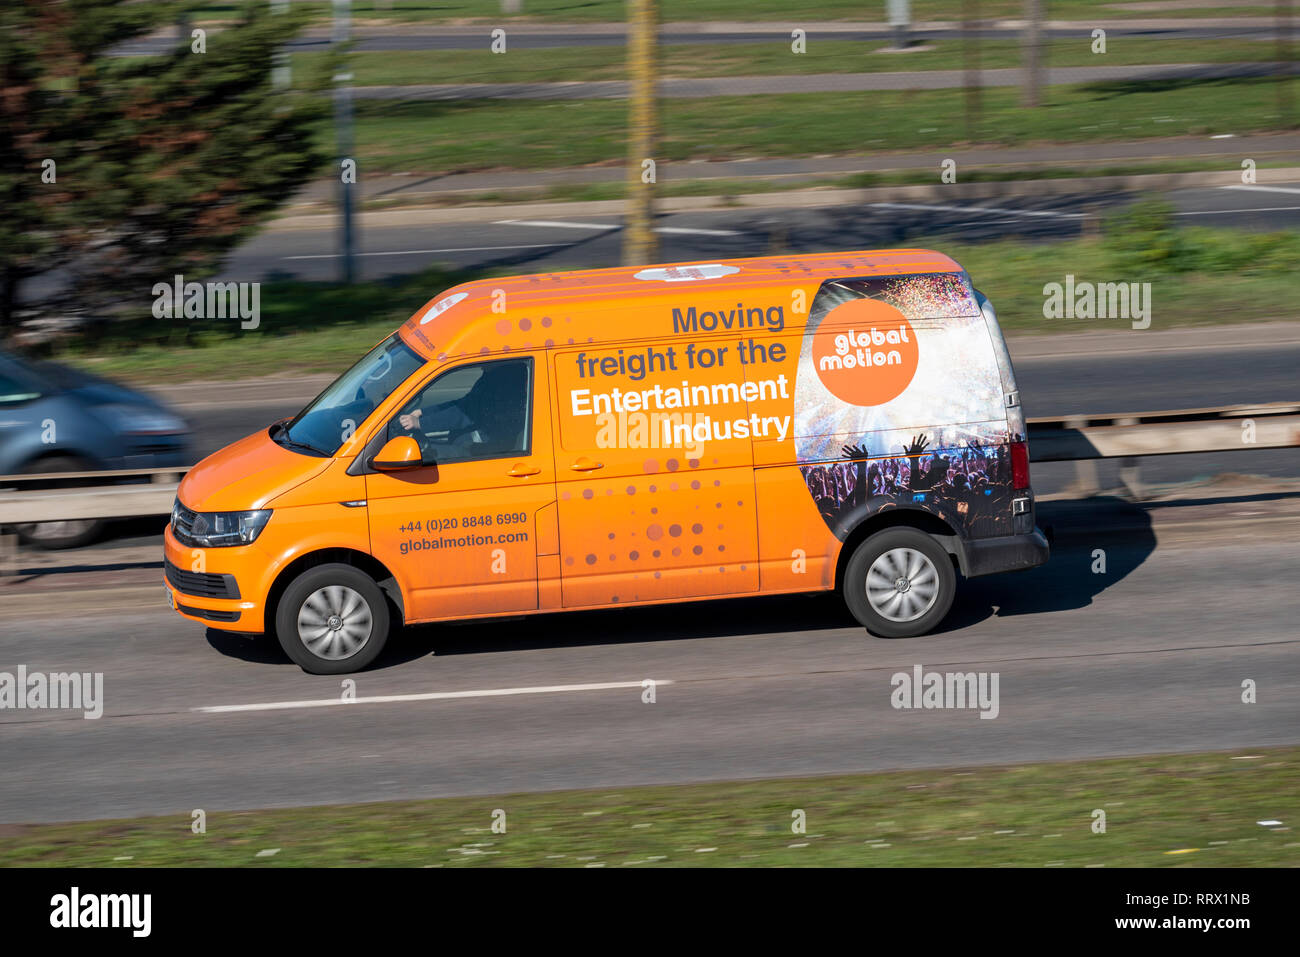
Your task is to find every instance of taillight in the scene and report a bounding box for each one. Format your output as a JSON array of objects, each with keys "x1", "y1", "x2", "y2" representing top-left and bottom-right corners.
[{"x1": 1010, "y1": 440, "x2": 1030, "y2": 490}]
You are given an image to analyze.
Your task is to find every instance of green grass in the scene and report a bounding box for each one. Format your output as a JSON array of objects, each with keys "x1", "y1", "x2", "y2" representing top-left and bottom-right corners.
[
  {"x1": 293, "y1": 38, "x2": 1286, "y2": 88},
  {"x1": 2, "y1": 746, "x2": 1297, "y2": 866},
  {"x1": 336, "y1": 76, "x2": 1300, "y2": 175},
  {"x1": 190, "y1": 1, "x2": 1280, "y2": 25},
  {"x1": 58, "y1": 265, "x2": 473, "y2": 384},
  {"x1": 944, "y1": 235, "x2": 1300, "y2": 336}
]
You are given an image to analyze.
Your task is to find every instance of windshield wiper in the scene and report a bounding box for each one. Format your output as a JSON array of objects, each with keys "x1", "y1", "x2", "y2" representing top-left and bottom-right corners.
[{"x1": 271, "y1": 421, "x2": 330, "y2": 457}]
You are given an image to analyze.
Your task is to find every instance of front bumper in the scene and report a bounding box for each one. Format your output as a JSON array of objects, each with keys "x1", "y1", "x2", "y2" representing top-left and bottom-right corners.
[
  {"x1": 960, "y1": 527, "x2": 1050, "y2": 578},
  {"x1": 163, "y1": 524, "x2": 264, "y2": 632}
]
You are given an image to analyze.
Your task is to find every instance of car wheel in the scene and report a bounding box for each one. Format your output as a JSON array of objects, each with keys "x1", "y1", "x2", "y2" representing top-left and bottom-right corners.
[
  {"x1": 843, "y1": 527, "x2": 956, "y2": 638},
  {"x1": 275, "y1": 563, "x2": 390, "y2": 674},
  {"x1": 13, "y1": 456, "x2": 104, "y2": 550}
]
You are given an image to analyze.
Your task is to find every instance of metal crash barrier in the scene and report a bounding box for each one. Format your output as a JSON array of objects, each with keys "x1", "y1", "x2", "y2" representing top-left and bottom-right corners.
[{"x1": 1025, "y1": 402, "x2": 1300, "y2": 498}]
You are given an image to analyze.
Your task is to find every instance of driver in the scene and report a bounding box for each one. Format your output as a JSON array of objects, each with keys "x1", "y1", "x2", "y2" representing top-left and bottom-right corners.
[{"x1": 395, "y1": 362, "x2": 527, "y2": 460}]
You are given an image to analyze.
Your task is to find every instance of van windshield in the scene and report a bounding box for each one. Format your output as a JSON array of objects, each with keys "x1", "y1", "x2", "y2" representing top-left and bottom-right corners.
[{"x1": 278, "y1": 334, "x2": 426, "y2": 456}]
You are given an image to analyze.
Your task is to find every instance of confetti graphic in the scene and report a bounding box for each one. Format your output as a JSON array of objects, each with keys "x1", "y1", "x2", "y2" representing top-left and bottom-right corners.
[{"x1": 792, "y1": 273, "x2": 1007, "y2": 464}]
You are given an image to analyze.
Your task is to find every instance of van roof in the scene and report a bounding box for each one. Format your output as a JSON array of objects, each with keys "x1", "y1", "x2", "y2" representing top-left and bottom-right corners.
[{"x1": 400, "y1": 248, "x2": 966, "y2": 360}]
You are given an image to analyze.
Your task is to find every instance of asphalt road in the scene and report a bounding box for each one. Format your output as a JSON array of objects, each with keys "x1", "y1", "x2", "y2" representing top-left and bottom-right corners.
[
  {"x1": 1, "y1": 525, "x2": 1295, "y2": 823},
  {"x1": 226, "y1": 183, "x2": 1300, "y2": 284}
]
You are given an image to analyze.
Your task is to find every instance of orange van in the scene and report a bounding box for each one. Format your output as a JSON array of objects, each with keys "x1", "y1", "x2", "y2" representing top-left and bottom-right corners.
[{"x1": 164, "y1": 249, "x2": 1048, "y2": 673}]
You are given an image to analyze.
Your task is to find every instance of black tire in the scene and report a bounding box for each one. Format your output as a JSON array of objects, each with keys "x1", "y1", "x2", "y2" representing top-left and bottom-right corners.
[
  {"x1": 842, "y1": 527, "x2": 957, "y2": 638},
  {"x1": 13, "y1": 456, "x2": 104, "y2": 550},
  {"x1": 274, "y1": 563, "x2": 391, "y2": 674}
]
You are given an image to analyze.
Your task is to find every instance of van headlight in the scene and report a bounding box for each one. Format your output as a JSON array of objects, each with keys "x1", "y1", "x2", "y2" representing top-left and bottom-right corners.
[{"x1": 173, "y1": 503, "x2": 272, "y2": 547}]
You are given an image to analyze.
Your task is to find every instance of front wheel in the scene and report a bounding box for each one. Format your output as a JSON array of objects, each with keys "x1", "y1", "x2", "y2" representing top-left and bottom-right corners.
[
  {"x1": 843, "y1": 528, "x2": 956, "y2": 638},
  {"x1": 275, "y1": 564, "x2": 391, "y2": 674}
]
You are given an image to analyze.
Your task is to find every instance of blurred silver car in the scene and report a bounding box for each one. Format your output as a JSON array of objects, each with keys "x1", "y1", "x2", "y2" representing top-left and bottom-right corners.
[{"x1": 0, "y1": 349, "x2": 190, "y2": 548}]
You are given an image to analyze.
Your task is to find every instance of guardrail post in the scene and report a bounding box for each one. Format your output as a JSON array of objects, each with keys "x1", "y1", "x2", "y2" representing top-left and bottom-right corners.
[
  {"x1": 1119, "y1": 457, "x2": 1144, "y2": 501},
  {"x1": 1113, "y1": 417, "x2": 1143, "y2": 499},
  {"x1": 0, "y1": 530, "x2": 16, "y2": 578},
  {"x1": 1073, "y1": 460, "x2": 1100, "y2": 496},
  {"x1": 1064, "y1": 416, "x2": 1100, "y2": 495}
]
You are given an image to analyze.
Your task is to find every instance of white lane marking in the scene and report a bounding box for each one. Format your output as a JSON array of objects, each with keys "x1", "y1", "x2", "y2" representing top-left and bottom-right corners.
[
  {"x1": 496, "y1": 219, "x2": 620, "y2": 230},
  {"x1": 653, "y1": 226, "x2": 741, "y2": 236},
  {"x1": 497, "y1": 219, "x2": 740, "y2": 237},
  {"x1": 872, "y1": 198, "x2": 1300, "y2": 222},
  {"x1": 1176, "y1": 205, "x2": 1300, "y2": 215},
  {"x1": 284, "y1": 243, "x2": 566, "y2": 260},
  {"x1": 193, "y1": 679, "x2": 671, "y2": 713},
  {"x1": 869, "y1": 201, "x2": 1084, "y2": 220},
  {"x1": 1222, "y1": 184, "x2": 1300, "y2": 196}
]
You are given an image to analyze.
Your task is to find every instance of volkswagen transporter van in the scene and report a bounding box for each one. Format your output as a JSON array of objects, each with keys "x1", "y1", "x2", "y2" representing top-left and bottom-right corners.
[{"x1": 164, "y1": 249, "x2": 1049, "y2": 673}]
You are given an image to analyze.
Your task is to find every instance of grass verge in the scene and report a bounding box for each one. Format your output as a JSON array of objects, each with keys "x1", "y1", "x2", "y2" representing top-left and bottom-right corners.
[
  {"x1": 1, "y1": 746, "x2": 1296, "y2": 866},
  {"x1": 340, "y1": 77, "x2": 1299, "y2": 175},
  {"x1": 290, "y1": 38, "x2": 1284, "y2": 87}
]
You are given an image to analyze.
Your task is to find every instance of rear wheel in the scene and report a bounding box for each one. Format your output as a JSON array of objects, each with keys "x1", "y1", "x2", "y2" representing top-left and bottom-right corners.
[
  {"x1": 275, "y1": 563, "x2": 390, "y2": 674},
  {"x1": 843, "y1": 527, "x2": 956, "y2": 638},
  {"x1": 13, "y1": 456, "x2": 104, "y2": 550}
]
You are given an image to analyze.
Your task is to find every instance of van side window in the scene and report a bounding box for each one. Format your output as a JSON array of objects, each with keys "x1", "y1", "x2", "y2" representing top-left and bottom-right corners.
[{"x1": 386, "y1": 357, "x2": 532, "y2": 465}]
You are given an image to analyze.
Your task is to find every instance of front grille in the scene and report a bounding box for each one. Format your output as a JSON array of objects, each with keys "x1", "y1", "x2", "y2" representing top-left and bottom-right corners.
[{"x1": 165, "y1": 559, "x2": 240, "y2": 599}]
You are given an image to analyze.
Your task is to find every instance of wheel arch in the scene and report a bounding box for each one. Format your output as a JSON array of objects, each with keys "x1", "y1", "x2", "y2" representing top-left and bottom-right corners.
[
  {"x1": 15, "y1": 448, "x2": 102, "y2": 472},
  {"x1": 833, "y1": 507, "x2": 965, "y2": 592},
  {"x1": 264, "y1": 547, "x2": 405, "y2": 634}
]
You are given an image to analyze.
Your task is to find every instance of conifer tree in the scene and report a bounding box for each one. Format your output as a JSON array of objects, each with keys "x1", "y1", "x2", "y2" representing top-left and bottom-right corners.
[{"x1": 0, "y1": 0, "x2": 325, "y2": 338}]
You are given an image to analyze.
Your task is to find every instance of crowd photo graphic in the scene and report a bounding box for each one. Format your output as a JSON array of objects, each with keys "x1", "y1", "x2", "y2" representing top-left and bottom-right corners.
[{"x1": 801, "y1": 432, "x2": 1015, "y2": 539}]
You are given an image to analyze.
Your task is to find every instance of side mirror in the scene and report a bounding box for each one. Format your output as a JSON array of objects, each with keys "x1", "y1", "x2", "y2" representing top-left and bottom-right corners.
[{"x1": 371, "y1": 436, "x2": 423, "y2": 471}]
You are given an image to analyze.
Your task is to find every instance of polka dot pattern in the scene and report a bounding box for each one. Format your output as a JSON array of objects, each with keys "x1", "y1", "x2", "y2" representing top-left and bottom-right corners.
[{"x1": 558, "y1": 469, "x2": 754, "y2": 604}]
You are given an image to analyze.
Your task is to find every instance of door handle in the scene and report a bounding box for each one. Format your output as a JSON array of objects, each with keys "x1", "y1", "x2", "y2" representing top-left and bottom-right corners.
[
  {"x1": 569, "y1": 457, "x2": 604, "y2": 472},
  {"x1": 507, "y1": 463, "x2": 541, "y2": 477}
]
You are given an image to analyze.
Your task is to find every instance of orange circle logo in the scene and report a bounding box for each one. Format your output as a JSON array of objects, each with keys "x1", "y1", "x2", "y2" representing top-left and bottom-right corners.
[{"x1": 811, "y1": 299, "x2": 918, "y2": 406}]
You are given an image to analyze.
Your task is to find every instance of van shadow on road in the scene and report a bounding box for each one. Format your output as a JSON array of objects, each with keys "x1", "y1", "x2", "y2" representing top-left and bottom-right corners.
[
  {"x1": 204, "y1": 496, "x2": 1151, "y2": 669},
  {"x1": 204, "y1": 496, "x2": 1158, "y2": 669},
  {"x1": 936, "y1": 494, "x2": 1158, "y2": 631}
]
